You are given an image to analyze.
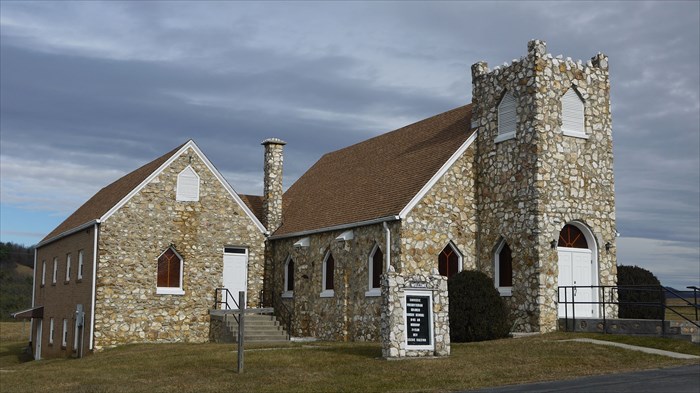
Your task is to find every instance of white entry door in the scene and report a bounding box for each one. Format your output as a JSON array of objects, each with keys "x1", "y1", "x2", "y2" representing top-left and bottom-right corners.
[
  {"x1": 35, "y1": 319, "x2": 42, "y2": 360},
  {"x1": 222, "y1": 247, "x2": 248, "y2": 309},
  {"x1": 558, "y1": 248, "x2": 595, "y2": 318}
]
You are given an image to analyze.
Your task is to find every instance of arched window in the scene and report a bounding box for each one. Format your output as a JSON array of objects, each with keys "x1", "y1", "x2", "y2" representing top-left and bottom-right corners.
[
  {"x1": 558, "y1": 224, "x2": 588, "y2": 248},
  {"x1": 561, "y1": 88, "x2": 585, "y2": 137},
  {"x1": 157, "y1": 247, "x2": 184, "y2": 295},
  {"x1": 438, "y1": 243, "x2": 461, "y2": 279},
  {"x1": 495, "y1": 240, "x2": 513, "y2": 296},
  {"x1": 321, "y1": 251, "x2": 334, "y2": 297},
  {"x1": 497, "y1": 91, "x2": 517, "y2": 142},
  {"x1": 176, "y1": 166, "x2": 200, "y2": 201},
  {"x1": 283, "y1": 256, "x2": 294, "y2": 298},
  {"x1": 366, "y1": 244, "x2": 383, "y2": 296}
]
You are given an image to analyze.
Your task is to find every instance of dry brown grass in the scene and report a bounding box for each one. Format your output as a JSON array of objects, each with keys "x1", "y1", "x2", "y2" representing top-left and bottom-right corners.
[{"x1": 0, "y1": 322, "x2": 698, "y2": 393}]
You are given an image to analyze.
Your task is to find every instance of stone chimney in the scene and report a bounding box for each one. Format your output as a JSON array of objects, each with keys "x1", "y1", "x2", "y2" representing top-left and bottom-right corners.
[{"x1": 261, "y1": 138, "x2": 286, "y2": 232}]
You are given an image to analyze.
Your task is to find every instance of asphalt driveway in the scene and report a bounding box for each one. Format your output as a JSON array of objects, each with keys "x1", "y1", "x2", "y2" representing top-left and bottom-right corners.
[{"x1": 467, "y1": 364, "x2": 700, "y2": 393}]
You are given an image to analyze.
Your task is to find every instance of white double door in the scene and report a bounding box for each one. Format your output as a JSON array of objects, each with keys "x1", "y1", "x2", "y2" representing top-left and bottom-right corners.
[
  {"x1": 557, "y1": 247, "x2": 596, "y2": 318},
  {"x1": 222, "y1": 247, "x2": 248, "y2": 309}
]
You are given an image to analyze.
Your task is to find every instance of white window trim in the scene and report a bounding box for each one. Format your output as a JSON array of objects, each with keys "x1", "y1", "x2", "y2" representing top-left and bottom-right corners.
[
  {"x1": 77, "y1": 250, "x2": 84, "y2": 280},
  {"x1": 440, "y1": 241, "x2": 464, "y2": 277},
  {"x1": 320, "y1": 251, "x2": 335, "y2": 298},
  {"x1": 41, "y1": 261, "x2": 46, "y2": 286},
  {"x1": 156, "y1": 247, "x2": 185, "y2": 296},
  {"x1": 176, "y1": 165, "x2": 200, "y2": 202},
  {"x1": 62, "y1": 319, "x2": 68, "y2": 347},
  {"x1": 49, "y1": 318, "x2": 54, "y2": 345},
  {"x1": 494, "y1": 240, "x2": 513, "y2": 297},
  {"x1": 282, "y1": 255, "x2": 294, "y2": 298},
  {"x1": 365, "y1": 244, "x2": 382, "y2": 297},
  {"x1": 52, "y1": 258, "x2": 58, "y2": 284},
  {"x1": 65, "y1": 254, "x2": 71, "y2": 282},
  {"x1": 562, "y1": 129, "x2": 590, "y2": 139},
  {"x1": 494, "y1": 131, "x2": 516, "y2": 143}
]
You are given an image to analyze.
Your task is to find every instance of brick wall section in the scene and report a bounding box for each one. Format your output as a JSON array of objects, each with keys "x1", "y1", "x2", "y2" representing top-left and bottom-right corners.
[
  {"x1": 471, "y1": 40, "x2": 617, "y2": 332},
  {"x1": 268, "y1": 222, "x2": 400, "y2": 340},
  {"x1": 93, "y1": 147, "x2": 266, "y2": 350},
  {"x1": 33, "y1": 228, "x2": 95, "y2": 358}
]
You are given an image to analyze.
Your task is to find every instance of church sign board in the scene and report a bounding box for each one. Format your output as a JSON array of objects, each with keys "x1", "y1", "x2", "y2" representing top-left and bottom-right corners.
[{"x1": 404, "y1": 290, "x2": 434, "y2": 350}]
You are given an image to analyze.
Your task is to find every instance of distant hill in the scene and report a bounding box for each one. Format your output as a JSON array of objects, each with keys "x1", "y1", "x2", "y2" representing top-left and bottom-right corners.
[{"x1": 0, "y1": 242, "x2": 34, "y2": 321}]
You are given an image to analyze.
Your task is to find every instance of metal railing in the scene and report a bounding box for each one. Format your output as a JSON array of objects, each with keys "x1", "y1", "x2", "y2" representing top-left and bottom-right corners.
[
  {"x1": 558, "y1": 285, "x2": 700, "y2": 334},
  {"x1": 214, "y1": 287, "x2": 240, "y2": 311},
  {"x1": 260, "y1": 289, "x2": 293, "y2": 337}
]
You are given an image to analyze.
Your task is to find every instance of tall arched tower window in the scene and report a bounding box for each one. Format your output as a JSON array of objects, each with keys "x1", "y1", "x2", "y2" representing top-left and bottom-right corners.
[
  {"x1": 561, "y1": 88, "x2": 586, "y2": 137},
  {"x1": 320, "y1": 251, "x2": 335, "y2": 297},
  {"x1": 494, "y1": 240, "x2": 513, "y2": 296},
  {"x1": 496, "y1": 91, "x2": 517, "y2": 142}
]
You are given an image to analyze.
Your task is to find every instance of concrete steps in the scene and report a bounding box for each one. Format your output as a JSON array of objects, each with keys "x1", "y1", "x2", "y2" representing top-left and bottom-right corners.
[
  {"x1": 225, "y1": 313, "x2": 289, "y2": 343},
  {"x1": 559, "y1": 318, "x2": 700, "y2": 343}
]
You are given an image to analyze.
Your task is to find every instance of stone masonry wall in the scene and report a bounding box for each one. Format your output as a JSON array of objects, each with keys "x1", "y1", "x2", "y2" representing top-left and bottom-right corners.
[
  {"x1": 401, "y1": 145, "x2": 477, "y2": 275},
  {"x1": 262, "y1": 138, "x2": 285, "y2": 232},
  {"x1": 268, "y1": 222, "x2": 400, "y2": 341},
  {"x1": 93, "y1": 146, "x2": 266, "y2": 350},
  {"x1": 471, "y1": 40, "x2": 617, "y2": 332}
]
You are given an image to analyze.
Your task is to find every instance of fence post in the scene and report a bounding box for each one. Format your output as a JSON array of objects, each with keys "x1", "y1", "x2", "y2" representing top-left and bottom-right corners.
[
  {"x1": 660, "y1": 287, "x2": 665, "y2": 336},
  {"x1": 237, "y1": 291, "x2": 245, "y2": 373}
]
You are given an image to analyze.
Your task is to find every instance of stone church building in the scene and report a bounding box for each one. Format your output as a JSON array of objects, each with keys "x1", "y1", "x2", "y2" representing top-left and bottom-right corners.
[{"x1": 23, "y1": 40, "x2": 617, "y2": 359}]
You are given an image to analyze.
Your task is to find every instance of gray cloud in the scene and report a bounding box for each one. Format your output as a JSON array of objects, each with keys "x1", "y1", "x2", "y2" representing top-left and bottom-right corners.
[{"x1": 0, "y1": 1, "x2": 698, "y2": 286}]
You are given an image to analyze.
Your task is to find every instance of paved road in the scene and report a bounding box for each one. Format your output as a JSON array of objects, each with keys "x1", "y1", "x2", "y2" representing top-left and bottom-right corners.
[{"x1": 467, "y1": 364, "x2": 700, "y2": 393}]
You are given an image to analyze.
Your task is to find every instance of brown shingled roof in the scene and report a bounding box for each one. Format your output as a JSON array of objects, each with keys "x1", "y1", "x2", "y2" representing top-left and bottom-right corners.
[
  {"x1": 274, "y1": 104, "x2": 473, "y2": 237},
  {"x1": 41, "y1": 142, "x2": 187, "y2": 244},
  {"x1": 239, "y1": 194, "x2": 264, "y2": 224}
]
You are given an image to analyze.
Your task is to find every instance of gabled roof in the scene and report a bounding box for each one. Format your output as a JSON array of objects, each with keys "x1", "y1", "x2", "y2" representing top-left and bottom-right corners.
[
  {"x1": 274, "y1": 104, "x2": 474, "y2": 237},
  {"x1": 40, "y1": 140, "x2": 266, "y2": 247}
]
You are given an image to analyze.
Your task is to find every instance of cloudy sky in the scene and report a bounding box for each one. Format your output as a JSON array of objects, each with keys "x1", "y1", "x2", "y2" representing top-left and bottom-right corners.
[{"x1": 1, "y1": 1, "x2": 698, "y2": 288}]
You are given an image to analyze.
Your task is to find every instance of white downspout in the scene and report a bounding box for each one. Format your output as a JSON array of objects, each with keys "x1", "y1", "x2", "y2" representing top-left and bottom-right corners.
[
  {"x1": 89, "y1": 222, "x2": 99, "y2": 350},
  {"x1": 30, "y1": 247, "x2": 37, "y2": 341},
  {"x1": 383, "y1": 222, "x2": 391, "y2": 272}
]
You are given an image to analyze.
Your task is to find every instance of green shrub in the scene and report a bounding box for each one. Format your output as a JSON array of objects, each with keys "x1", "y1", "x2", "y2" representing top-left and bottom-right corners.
[
  {"x1": 617, "y1": 265, "x2": 664, "y2": 320},
  {"x1": 448, "y1": 270, "x2": 510, "y2": 342}
]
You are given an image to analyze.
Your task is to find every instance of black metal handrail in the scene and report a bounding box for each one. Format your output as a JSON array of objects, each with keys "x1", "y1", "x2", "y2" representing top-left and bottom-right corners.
[
  {"x1": 261, "y1": 289, "x2": 293, "y2": 337},
  {"x1": 214, "y1": 287, "x2": 239, "y2": 311},
  {"x1": 558, "y1": 285, "x2": 700, "y2": 334}
]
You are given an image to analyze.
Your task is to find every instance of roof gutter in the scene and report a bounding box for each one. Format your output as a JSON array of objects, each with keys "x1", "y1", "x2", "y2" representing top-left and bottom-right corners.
[
  {"x1": 36, "y1": 219, "x2": 100, "y2": 248},
  {"x1": 269, "y1": 215, "x2": 401, "y2": 240}
]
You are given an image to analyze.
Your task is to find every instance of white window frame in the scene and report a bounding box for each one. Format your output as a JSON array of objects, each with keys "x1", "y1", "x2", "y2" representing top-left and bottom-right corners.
[
  {"x1": 365, "y1": 244, "x2": 382, "y2": 297},
  {"x1": 320, "y1": 251, "x2": 334, "y2": 298},
  {"x1": 494, "y1": 240, "x2": 513, "y2": 297},
  {"x1": 282, "y1": 255, "x2": 294, "y2": 298},
  {"x1": 65, "y1": 253, "x2": 71, "y2": 283},
  {"x1": 439, "y1": 241, "x2": 463, "y2": 278},
  {"x1": 52, "y1": 257, "x2": 58, "y2": 284},
  {"x1": 49, "y1": 318, "x2": 54, "y2": 345},
  {"x1": 176, "y1": 165, "x2": 200, "y2": 202},
  {"x1": 561, "y1": 87, "x2": 588, "y2": 139},
  {"x1": 41, "y1": 260, "x2": 46, "y2": 286},
  {"x1": 62, "y1": 319, "x2": 68, "y2": 348},
  {"x1": 77, "y1": 250, "x2": 84, "y2": 280},
  {"x1": 496, "y1": 91, "x2": 517, "y2": 143},
  {"x1": 156, "y1": 247, "x2": 185, "y2": 295}
]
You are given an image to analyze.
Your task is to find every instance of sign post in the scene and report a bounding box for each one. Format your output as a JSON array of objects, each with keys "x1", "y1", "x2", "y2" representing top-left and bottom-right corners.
[{"x1": 237, "y1": 291, "x2": 245, "y2": 373}]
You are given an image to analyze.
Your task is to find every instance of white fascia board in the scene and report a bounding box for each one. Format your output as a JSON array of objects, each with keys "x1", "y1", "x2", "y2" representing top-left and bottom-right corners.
[
  {"x1": 399, "y1": 131, "x2": 478, "y2": 219},
  {"x1": 99, "y1": 140, "x2": 267, "y2": 234},
  {"x1": 36, "y1": 219, "x2": 100, "y2": 248}
]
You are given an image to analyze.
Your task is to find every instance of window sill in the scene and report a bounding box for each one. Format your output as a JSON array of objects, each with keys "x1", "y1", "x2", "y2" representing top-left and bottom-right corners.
[
  {"x1": 497, "y1": 287, "x2": 513, "y2": 297},
  {"x1": 156, "y1": 287, "x2": 185, "y2": 295},
  {"x1": 281, "y1": 291, "x2": 293, "y2": 299},
  {"x1": 365, "y1": 288, "x2": 381, "y2": 297},
  {"x1": 320, "y1": 290, "x2": 335, "y2": 298},
  {"x1": 562, "y1": 129, "x2": 589, "y2": 139},
  {"x1": 494, "y1": 132, "x2": 516, "y2": 144}
]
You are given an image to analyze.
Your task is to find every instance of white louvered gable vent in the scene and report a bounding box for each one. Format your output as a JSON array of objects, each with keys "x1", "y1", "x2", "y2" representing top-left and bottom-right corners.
[
  {"x1": 497, "y1": 92, "x2": 517, "y2": 142},
  {"x1": 561, "y1": 88, "x2": 585, "y2": 136},
  {"x1": 177, "y1": 166, "x2": 200, "y2": 201}
]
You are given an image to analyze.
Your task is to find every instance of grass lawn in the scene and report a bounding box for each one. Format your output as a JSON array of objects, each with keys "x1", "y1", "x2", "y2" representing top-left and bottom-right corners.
[{"x1": 1, "y1": 322, "x2": 698, "y2": 393}]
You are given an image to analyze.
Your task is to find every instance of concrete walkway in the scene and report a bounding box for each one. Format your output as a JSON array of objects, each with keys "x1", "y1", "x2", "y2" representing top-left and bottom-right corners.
[
  {"x1": 467, "y1": 364, "x2": 700, "y2": 393},
  {"x1": 562, "y1": 338, "x2": 700, "y2": 359}
]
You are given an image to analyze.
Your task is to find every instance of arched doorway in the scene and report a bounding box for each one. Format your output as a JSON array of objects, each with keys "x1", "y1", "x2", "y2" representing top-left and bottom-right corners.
[{"x1": 557, "y1": 222, "x2": 598, "y2": 318}]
